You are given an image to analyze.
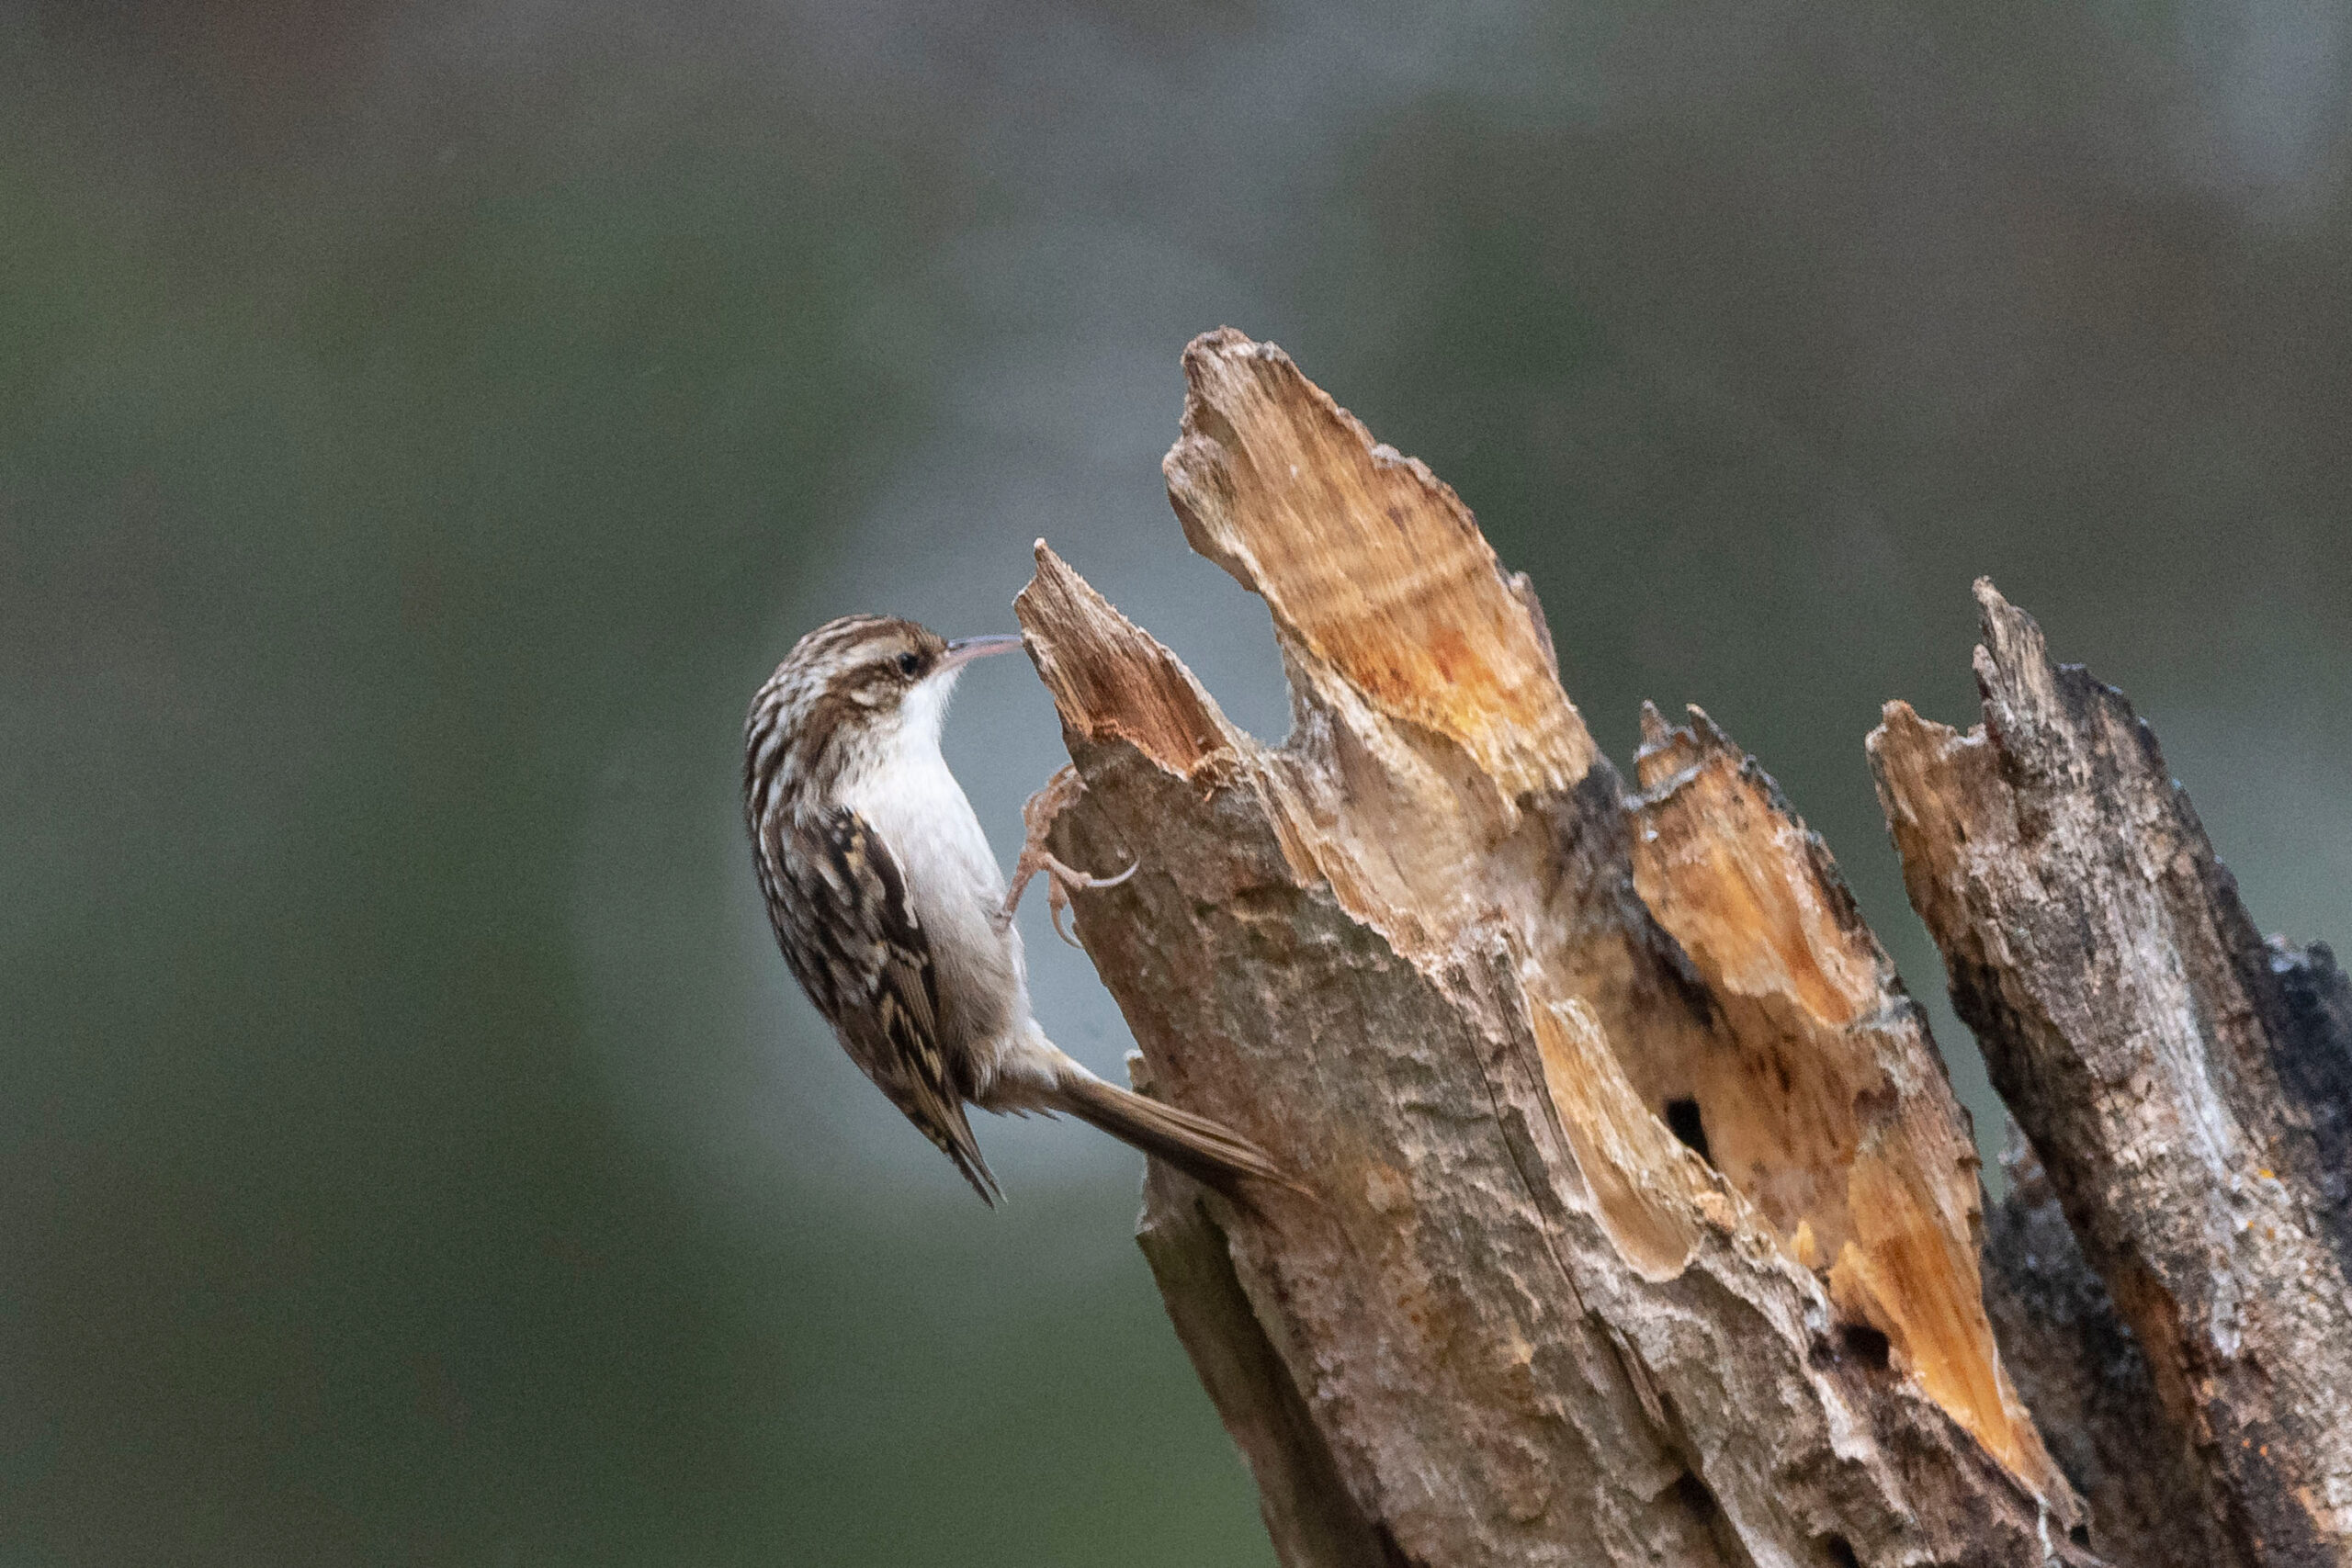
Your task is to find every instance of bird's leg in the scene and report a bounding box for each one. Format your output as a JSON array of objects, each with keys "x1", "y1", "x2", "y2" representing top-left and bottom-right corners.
[
  {"x1": 1001, "y1": 766, "x2": 1085, "y2": 930},
  {"x1": 998, "y1": 765, "x2": 1136, "y2": 946}
]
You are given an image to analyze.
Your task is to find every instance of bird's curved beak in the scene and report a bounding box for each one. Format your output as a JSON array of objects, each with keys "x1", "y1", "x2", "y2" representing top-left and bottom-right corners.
[{"x1": 939, "y1": 634, "x2": 1025, "y2": 672}]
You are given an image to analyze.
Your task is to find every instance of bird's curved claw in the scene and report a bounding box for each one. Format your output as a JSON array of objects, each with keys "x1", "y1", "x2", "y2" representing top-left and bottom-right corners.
[
  {"x1": 1077, "y1": 856, "x2": 1138, "y2": 890},
  {"x1": 1046, "y1": 880, "x2": 1079, "y2": 947},
  {"x1": 1041, "y1": 852, "x2": 1136, "y2": 947}
]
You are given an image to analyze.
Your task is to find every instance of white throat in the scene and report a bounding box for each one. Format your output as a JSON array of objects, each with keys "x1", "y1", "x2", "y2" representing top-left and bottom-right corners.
[
  {"x1": 836, "y1": 666, "x2": 1015, "y2": 931},
  {"x1": 895, "y1": 667, "x2": 961, "y2": 758}
]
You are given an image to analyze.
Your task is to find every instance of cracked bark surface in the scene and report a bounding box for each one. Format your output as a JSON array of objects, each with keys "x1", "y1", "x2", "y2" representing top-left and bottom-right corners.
[
  {"x1": 1011, "y1": 330, "x2": 2090, "y2": 1567},
  {"x1": 1872, "y1": 586, "x2": 2352, "y2": 1566},
  {"x1": 1978, "y1": 1127, "x2": 2212, "y2": 1568}
]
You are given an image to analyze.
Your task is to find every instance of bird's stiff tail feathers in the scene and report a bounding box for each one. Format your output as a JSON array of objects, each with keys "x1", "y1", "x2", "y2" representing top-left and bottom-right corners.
[{"x1": 1048, "y1": 1073, "x2": 1301, "y2": 1195}]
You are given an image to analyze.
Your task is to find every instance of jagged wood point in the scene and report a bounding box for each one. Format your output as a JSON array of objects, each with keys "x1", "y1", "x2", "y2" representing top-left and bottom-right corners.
[{"x1": 1006, "y1": 328, "x2": 2348, "y2": 1567}]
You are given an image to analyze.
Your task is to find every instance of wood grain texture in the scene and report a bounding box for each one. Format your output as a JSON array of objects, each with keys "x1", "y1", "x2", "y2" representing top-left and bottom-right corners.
[
  {"x1": 1627, "y1": 705, "x2": 2047, "y2": 1484},
  {"x1": 1012, "y1": 330, "x2": 2086, "y2": 1567}
]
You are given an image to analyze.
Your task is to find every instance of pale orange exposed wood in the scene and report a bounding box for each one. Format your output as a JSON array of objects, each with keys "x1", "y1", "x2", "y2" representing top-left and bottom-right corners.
[
  {"x1": 1626, "y1": 704, "x2": 2052, "y2": 1486},
  {"x1": 1013, "y1": 329, "x2": 2090, "y2": 1567}
]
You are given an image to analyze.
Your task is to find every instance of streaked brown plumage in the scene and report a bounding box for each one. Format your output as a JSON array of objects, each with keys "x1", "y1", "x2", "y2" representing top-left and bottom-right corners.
[{"x1": 743, "y1": 613, "x2": 1295, "y2": 1203}]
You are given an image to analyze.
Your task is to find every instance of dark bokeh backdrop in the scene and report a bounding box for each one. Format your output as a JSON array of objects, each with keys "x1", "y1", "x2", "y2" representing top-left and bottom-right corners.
[{"x1": 5, "y1": 2, "x2": 2348, "y2": 1562}]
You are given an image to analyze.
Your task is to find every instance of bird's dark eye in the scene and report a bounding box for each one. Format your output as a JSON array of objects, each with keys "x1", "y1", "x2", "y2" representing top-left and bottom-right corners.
[{"x1": 895, "y1": 650, "x2": 922, "y2": 677}]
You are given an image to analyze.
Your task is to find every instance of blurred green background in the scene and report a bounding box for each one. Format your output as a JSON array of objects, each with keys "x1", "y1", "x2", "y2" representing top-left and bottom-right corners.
[{"x1": 4, "y1": 2, "x2": 2347, "y2": 1562}]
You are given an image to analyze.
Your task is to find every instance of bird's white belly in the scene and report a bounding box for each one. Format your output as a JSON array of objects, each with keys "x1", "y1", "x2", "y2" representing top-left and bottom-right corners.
[{"x1": 840, "y1": 753, "x2": 1032, "y2": 1058}]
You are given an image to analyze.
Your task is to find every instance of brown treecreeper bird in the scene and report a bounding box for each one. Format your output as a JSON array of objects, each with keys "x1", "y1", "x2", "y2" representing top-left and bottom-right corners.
[{"x1": 743, "y1": 613, "x2": 1292, "y2": 1203}]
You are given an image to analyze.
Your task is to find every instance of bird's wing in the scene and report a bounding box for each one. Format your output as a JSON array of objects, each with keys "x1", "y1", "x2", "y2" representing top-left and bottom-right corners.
[{"x1": 765, "y1": 806, "x2": 1001, "y2": 1205}]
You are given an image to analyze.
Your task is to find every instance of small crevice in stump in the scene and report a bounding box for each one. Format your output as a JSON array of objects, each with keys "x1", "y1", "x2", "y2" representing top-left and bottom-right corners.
[
  {"x1": 1665, "y1": 1472, "x2": 1759, "y2": 1568},
  {"x1": 1838, "y1": 1323, "x2": 1893, "y2": 1372},
  {"x1": 1662, "y1": 1097, "x2": 1713, "y2": 1167}
]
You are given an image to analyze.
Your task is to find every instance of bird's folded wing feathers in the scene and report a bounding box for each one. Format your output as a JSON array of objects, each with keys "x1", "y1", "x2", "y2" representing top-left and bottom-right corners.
[{"x1": 775, "y1": 807, "x2": 1001, "y2": 1204}]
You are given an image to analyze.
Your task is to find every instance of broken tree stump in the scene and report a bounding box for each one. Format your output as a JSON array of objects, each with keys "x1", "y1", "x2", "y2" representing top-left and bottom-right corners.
[
  {"x1": 1872, "y1": 584, "x2": 2352, "y2": 1565},
  {"x1": 1012, "y1": 330, "x2": 2093, "y2": 1567}
]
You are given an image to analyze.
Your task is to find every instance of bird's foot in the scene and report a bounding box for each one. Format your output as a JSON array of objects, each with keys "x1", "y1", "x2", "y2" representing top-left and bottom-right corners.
[{"x1": 998, "y1": 766, "x2": 1136, "y2": 946}]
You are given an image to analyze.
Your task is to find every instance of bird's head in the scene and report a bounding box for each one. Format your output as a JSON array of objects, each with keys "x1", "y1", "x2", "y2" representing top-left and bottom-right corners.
[{"x1": 745, "y1": 615, "x2": 1023, "y2": 811}]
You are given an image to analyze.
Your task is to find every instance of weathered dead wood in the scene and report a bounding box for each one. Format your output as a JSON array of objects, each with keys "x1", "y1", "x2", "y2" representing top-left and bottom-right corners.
[
  {"x1": 1871, "y1": 585, "x2": 2352, "y2": 1565},
  {"x1": 1136, "y1": 1145, "x2": 1407, "y2": 1568},
  {"x1": 1978, "y1": 1126, "x2": 2213, "y2": 1568},
  {"x1": 1012, "y1": 330, "x2": 2088, "y2": 1567}
]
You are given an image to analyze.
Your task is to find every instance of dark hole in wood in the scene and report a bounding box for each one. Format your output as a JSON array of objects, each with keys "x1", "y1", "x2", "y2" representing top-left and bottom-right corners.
[
  {"x1": 1668, "y1": 1470, "x2": 1751, "y2": 1567},
  {"x1": 2069, "y1": 1523, "x2": 2090, "y2": 1549},
  {"x1": 1821, "y1": 1533, "x2": 1860, "y2": 1568},
  {"x1": 1663, "y1": 1096, "x2": 1713, "y2": 1166},
  {"x1": 1369, "y1": 1517, "x2": 1420, "y2": 1568},
  {"x1": 1839, "y1": 1322, "x2": 1892, "y2": 1370}
]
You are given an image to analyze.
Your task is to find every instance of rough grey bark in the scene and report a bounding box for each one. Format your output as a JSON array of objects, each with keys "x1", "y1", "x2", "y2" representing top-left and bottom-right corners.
[
  {"x1": 1871, "y1": 585, "x2": 2352, "y2": 1565},
  {"x1": 1136, "y1": 1152, "x2": 1407, "y2": 1568},
  {"x1": 1011, "y1": 331, "x2": 2091, "y2": 1568},
  {"x1": 1978, "y1": 1126, "x2": 2213, "y2": 1568}
]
